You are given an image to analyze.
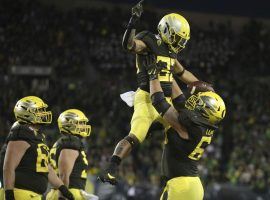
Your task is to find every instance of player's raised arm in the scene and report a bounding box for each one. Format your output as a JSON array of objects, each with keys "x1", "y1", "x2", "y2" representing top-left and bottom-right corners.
[
  {"x1": 171, "y1": 79, "x2": 186, "y2": 111},
  {"x1": 173, "y1": 59, "x2": 199, "y2": 84},
  {"x1": 122, "y1": 0, "x2": 147, "y2": 53},
  {"x1": 143, "y1": 54, "x2": 189, "y2": 139}
]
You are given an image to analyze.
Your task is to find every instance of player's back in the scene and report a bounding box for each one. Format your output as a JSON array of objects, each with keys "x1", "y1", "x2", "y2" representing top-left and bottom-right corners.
[
  {"x1": 49, "y1": 134, "x2": 88, "y2": 190},
  {"x1": 162, "y1": 109, "x2": 218, "y2": 180},
  {"x1": 0, "y1": 122, "x2": 49, "y2": 194},
  {"x1": 135, "y1": 31, "x2": 177, "y2": 97}
]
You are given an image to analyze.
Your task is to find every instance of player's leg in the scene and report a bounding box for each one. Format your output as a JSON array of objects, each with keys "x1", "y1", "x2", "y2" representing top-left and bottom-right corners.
[
  {"x1": 130, "y1": 89, "x2": 156, "y2": 142},
  {"x1": 13, "y1": 188, "x2": 42, "y2": 200},
  {"x1": 99, "y1": 89, "x2": 156, "y2": 184},
  {"x1": 161, "y1": 177, "x2": 204, "y2": 200}
]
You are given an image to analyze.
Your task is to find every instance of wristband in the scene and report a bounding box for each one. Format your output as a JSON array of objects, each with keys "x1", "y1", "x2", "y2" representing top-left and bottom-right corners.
[
  {"x1": 110, "y1": 155, "x2": 122, "y2": 166},
  {"x1": 5, "y1": 190, "x2": 15, "y2": 200},
  {"x1": 58, "y1": 185, "x2": 74, "y2": 200}
]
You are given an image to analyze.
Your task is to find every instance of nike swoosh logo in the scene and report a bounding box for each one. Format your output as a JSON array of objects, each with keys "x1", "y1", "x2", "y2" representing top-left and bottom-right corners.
[{"x1": 107, "y1": 173, "x2": 115, "y2": 179}]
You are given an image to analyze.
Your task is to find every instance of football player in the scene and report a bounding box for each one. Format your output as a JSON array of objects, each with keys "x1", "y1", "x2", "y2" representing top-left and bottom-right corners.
[
  {"x1": 99, "y1": 1, "x2": 200, "y2": 184},
  {"x1": 46, "y1": 109, "x2": 96, "y2": 200},
  {"x1": 146, "y1": 54, "x2": 226, "y2": 199},
  {"x1": 1, "y1": 96, "x2": 74, "y2": 200}
]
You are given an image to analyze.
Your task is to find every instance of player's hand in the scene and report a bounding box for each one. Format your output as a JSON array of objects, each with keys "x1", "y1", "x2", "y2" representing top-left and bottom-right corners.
[
  {"x1": 132, "y1": 0, "x2": 144, "y2": 18},
  {"x1": 143, "y1": 54, "x2": 166, "y2": 80},
  {"x1": 187, "y1": 81, "x2": 215, "y2": 94},
  {"x1": 58, "y1": 185, "x2": 74, "y2": 200},
  {"x1": 98, "y1": 161, "x2": 119, "y2": 185},
  {"x1": 128, "y1": 0, "x2": 144, "y2": 28}
]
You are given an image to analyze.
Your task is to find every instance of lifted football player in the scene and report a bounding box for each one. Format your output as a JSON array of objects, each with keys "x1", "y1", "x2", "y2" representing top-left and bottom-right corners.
[
  {"x1": 46, "y1": 109, "x2": 98, "y2": 200},
  {"x1": 146, "y1": 54, "x2": 226, "y2": 199},
  {"x1": 1, "y1": 96, "x2": 74, "y2": 200},
  {"x1": 99, "y1": 1, "x2": 201, "y2": 184}
]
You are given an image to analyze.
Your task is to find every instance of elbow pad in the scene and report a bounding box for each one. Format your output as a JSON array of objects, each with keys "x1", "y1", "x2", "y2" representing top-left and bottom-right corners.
[
  {"x1": 151, "y1": 92, "x2": 171, "y2": 116},
  {"x1": 172, "y1": 94, "x2": 186, "y2": 111}
]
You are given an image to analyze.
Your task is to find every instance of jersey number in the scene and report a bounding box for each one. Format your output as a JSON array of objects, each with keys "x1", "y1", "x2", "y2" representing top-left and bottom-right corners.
[
  {"x1": 188, "y1": 136, "x2": 212, "y2": 161},
  {"x1": 157, "y1": 56, "x2": 174, "y2": 82},
  {"x1": 36, "y1": 143, "x2": 49, "y2": 172},
  {"x1": 81, "y1": 151, "x2": 88, "y2": 178},
  {"x1": 49, "y1": 145, "x2": 57, "y2": 172}
]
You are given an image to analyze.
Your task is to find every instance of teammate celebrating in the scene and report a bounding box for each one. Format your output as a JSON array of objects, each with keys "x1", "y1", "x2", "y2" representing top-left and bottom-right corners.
[
  {"x1": 99, "y1": 1, "x2": 200, "y2": 184},
  {"x1": 146, "y1": 54, "x2": 226, "y2": 199},
  {"x1": 46, "y1": 109, "x2": 97, "y2": 200},
  {"x1": 1, "y1": 96, "x2": 73, "y2": 200}
]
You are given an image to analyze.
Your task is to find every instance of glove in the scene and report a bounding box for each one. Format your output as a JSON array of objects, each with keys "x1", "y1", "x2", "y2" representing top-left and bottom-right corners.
[
  {"x1": 5, "y1": 190, "x2": 15, "y2": 200},
  {"x1": 127, "y1": 0, "x2": 144, "y2": 28},
  {"x1": 143, "y1": 54, "x2": 166, "y2": 80},
  {"x1": 58, "y1": 185, "x2": 74, "y2": 200},
  {"x1": 98, "y1": 156, "x2": 121, "y2": 185}
]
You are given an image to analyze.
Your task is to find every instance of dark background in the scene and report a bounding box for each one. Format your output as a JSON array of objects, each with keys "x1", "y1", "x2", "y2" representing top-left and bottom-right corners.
[{"x1": 0, "y1": 0, "x2": 269, "y2": 199}]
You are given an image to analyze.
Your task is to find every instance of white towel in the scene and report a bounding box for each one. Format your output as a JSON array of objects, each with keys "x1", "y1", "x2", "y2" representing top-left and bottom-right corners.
[{"x1": 120, "y1": 91, "x2": 135, "y2": 107}]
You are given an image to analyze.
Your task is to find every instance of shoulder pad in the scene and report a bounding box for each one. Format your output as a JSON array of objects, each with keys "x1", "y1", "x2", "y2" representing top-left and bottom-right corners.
[
  {"x1": 135, "y1": 31, "x2": 158, "y2": 51},
  {"x1": 7, "y1": 122, "x2": 37, "y2": 142},
  {"x1": 57, "y1": 135, "x2": 81, "y2": 151}
]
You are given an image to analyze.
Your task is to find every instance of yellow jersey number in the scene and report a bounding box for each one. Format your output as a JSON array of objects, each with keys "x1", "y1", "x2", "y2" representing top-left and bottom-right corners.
[
  {"x1": 188, "y1": 136, "x2": 212, "y2": 161},
  {"x1": 157, "y1": 56, "x2": 174, "y2": 83},
  {"x1": 36, "y1": 143, "x2": 49, "y2": 172},
  {"x1": 81, "y1": 151, "x2": 88, "y2": 179},
  {"x1": 48, "y1": 144, "x2": 58, "y2": 172}
]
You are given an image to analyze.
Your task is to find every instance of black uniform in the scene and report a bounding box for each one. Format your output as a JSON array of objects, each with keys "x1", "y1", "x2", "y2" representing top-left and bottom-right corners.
[
  {"x1": 49, "y1": 135, "x2": 88, "y2": 190},
  {"x1": 162, "y1": 109, "x2": 218, "y2": 180},
  {"x1": 0, "y1": 122, "x2": 49, "y2": 194},
  {"x1": 135, "y1": 31, "x2": 177, "y2": 97}
]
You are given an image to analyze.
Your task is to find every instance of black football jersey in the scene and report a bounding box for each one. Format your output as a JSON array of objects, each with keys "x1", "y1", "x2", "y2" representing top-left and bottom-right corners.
[
  {"x1": 161, "y1": 109, "x2": 218, "y2": 180},
  {"x1": 49, "y1": 135, "x2": 88, "y2": 190},
  {"x1": 0, "y1": 122, "x2": 49, "y2": 194},
  {"x1": 135, "y1": 31, "x2": 177, "y2": 97}
]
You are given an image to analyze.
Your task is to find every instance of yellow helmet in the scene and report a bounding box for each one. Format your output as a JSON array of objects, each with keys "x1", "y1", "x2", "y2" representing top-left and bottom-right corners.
[
  {"x1": 158, "y1": 13, "x2": 190, "y2": 53},
  {"x1": 14, "y1": 96, "x2": 52, "y2": 124},
  {"x1": 185, "y1": 91, "x2": 226, "y2": 125},
  {"x1": 58, "y1": 109, "x2": 91, "y2": 137}
]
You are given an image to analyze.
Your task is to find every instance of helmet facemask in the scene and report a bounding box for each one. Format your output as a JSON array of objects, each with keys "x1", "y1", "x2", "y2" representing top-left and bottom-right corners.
[
  {"x1": 167, "y1": 26, "x2": 189, "y2": 53},
  {"x1": 29, "y1": 106, "x2": 52, "y2": 124}
]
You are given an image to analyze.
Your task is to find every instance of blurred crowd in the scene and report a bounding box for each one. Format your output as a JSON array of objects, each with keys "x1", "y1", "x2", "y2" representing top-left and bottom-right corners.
[{"x1": 0, "y1": 0, "x2": 270, "y2": 199}]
